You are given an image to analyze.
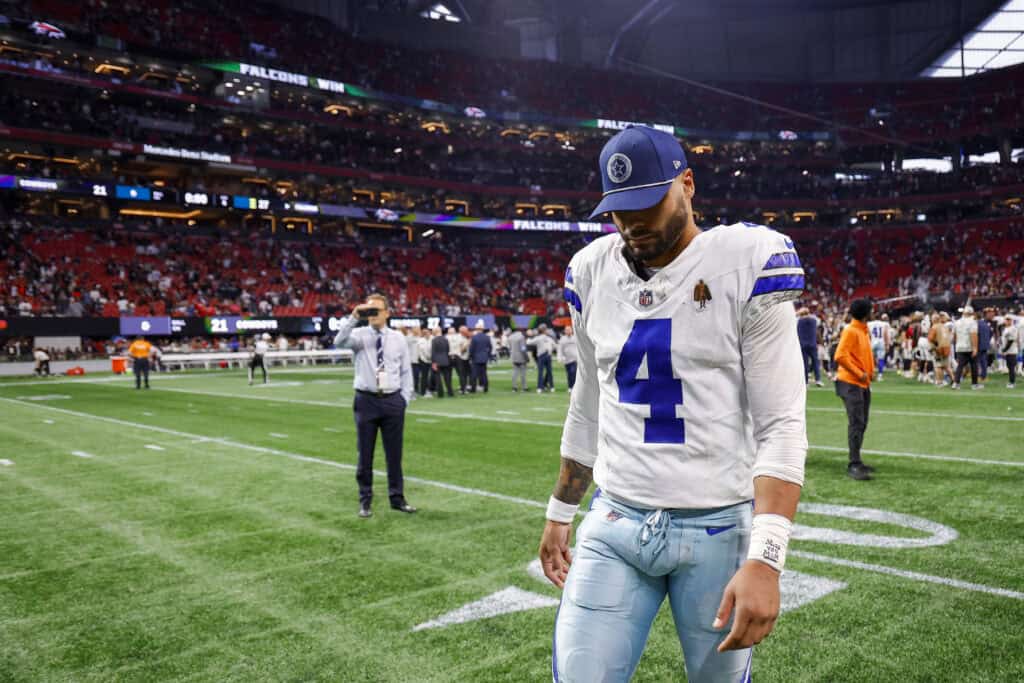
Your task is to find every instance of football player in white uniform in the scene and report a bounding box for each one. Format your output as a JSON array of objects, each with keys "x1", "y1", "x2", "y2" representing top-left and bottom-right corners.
[
  {"x1": 538, "y1": 126, "x2": 807, "y2": 682},
  {"x1": 249, "y1": 332, "x2": 271, "y2": 385},
  {"x1": 867, "y1": 315, "x2": 891, "y2": 380}
]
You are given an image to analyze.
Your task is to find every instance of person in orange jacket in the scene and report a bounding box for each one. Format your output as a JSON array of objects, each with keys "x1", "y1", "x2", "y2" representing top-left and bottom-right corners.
[
  {"x1": 833, "y1": 299, "x2": 876, "y2": 480},
  {"x1": 127, "y1": 336, "x2": 153, "y2": 390}
]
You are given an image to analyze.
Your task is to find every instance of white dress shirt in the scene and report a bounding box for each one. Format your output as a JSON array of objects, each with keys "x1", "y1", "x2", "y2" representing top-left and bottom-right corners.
[{"x1": 333, "y1": 316, "x2": 413, "y2": 403}]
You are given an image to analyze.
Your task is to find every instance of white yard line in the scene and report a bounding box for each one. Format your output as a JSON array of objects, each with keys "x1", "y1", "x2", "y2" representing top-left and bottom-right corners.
[
  {"x1": 790, "y1": 551, "x2": 1024, "y2": 600},
  {"x1": 811, "y1": 445, "x2": 1024, "y2": 468},
  {"x1": 867, "y1": 386, "x2": 1024, "y2": 400},
  {"x1": 1, "y1": 395, "x2": 1020, "y2": 603},
  {"x1": 70, "y1": 451, "x2": 95, "y2": 459},
  {"x1": 0, "y1": 367, "x2": 356, "y2": 388},
  {"x1": 95, "y1": 383, "x2": 1024, "y2": 468},
  {"x1": 807, "y1": 406, "x2": 1024, "y2": 422},
  {"x1": 268, "y1": 433, "x2": 289, "y2": 439},
  {"x1": 143, "y1": 444, "x2": 165, "y2": 452}
]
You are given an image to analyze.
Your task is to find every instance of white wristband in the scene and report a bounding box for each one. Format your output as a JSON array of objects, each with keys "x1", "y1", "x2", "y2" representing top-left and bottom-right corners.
[
  {"x1": 746, "y1": 513, "x2": 793, "y2": 572},
  {"x1": 546, "y1": 496, "x2": 578, "y2": 524}
]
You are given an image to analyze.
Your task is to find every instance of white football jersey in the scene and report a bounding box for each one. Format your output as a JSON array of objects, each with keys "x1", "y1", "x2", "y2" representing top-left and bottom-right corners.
[
  {"x1": 561, "y1": 223, "x2": 808, "y2": 510},
  {"x1": 867, "y1": 321, "x2": 889, "y2": 346},
  {"x1": 254, "y1": 340, "x2": 270, "y2": 355},
  {"x1": 953, "y1": 317, "x2": 978, "y2": 352}
]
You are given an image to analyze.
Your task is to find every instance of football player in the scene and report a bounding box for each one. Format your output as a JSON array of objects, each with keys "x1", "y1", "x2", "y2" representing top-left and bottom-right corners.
[
  {"x1": 867, "y1": 313, "x2": 891, "y2": 380},
  {"x1": 539, "y1": 125, "x2": 807, "y2": 682},
  {"x1": 249, "y1": 332, "x2": 270, "y2": 385}
]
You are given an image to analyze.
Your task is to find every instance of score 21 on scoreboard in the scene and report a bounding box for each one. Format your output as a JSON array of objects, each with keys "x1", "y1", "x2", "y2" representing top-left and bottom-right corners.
[{"x1": 204, "y1": 317, "x2": 280, "y2": 334}]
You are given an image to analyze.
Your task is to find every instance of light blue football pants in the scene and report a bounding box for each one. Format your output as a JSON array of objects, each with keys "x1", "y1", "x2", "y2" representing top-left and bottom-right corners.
[{"x1": 553, "y1": 491, "x2": 753, "y2": 683}]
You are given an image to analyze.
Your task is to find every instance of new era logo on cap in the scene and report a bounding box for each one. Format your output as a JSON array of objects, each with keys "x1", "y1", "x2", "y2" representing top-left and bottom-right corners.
[{"x1": 589, "y1": 125, "x2": 688, "y2": 219}]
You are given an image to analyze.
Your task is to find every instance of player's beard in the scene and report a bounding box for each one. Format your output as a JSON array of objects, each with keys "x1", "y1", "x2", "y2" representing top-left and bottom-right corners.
[{"x1": 625, "y1": 207, "x2": 687, "y2": 266}]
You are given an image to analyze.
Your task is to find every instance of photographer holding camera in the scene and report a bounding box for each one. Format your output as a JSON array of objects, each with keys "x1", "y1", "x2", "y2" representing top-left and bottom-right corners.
[{"x1": 333, "y1": 294, "x2": 417, "y2": 518}]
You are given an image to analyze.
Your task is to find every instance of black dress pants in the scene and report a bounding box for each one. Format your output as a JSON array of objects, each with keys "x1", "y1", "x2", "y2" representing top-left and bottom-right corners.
[
  {"x1": 953, "y1": 351, "x2": 978, "y2": 386},
  {"x1": 433, "y1": 365, "x2": 454, "y2": 397},
  {"x1": 133, "y1": 358, "x2": 150, "y2": 388},
  {"x1": 353, "y1": 391, "x2": 406, "y2": 506},
  {"x1": 835, "y1": 380, "x2": 871, "y2": 465}
]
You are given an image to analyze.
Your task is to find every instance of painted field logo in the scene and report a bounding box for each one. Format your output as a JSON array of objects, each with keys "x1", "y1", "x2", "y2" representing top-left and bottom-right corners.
[{"x1": 412, "y1": 503, "x2": 960, "y2": 632}]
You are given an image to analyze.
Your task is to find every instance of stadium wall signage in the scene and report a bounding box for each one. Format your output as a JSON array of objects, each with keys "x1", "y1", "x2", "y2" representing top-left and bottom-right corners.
[
  {"x1": 0, "y1": 315, "x2": 559, "y2": 338},
  {"x1": 205, "y1": 61, "x2": 347, "y2": 94},
  {"x1": 142, "y1": 144, "x2": 232, "y2": 164},
  {"x1": 196, "y1": 61, "x2": 829, "y2": 142}
]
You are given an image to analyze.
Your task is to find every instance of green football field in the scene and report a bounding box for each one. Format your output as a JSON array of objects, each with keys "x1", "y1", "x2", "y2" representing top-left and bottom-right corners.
[{"x1": 1, "y1": 363, "x2": 1022, "y2": 682}]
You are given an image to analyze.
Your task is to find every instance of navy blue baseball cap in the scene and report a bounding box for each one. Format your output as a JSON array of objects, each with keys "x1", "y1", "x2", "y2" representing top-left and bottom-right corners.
[{"x1": 589, "y1": 125, "x2": 688, "y2": 219}]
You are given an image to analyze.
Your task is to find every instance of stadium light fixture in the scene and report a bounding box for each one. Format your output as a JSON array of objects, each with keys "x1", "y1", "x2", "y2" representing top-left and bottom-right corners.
[{"x1": 420, "y1": 3, "x2": 462, "y2": 23}]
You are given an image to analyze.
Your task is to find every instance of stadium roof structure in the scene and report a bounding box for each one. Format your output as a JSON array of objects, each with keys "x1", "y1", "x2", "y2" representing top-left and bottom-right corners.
[
  {"x1": 326, "y1": 0, "x2": 1012, "y2": 81},
  {"x1": 921, "y1": 0, "x2": 1024, "y2": 77}
]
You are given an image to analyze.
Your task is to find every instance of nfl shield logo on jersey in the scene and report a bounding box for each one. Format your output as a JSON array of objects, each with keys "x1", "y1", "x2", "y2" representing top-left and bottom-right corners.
[{"x1": 638, "y1": 289, "x2": 654, "y2": 307}]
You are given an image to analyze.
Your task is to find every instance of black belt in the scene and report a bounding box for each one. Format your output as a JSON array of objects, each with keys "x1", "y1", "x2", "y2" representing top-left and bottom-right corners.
[{"x1": 356, "y1": 388, "x2": 401, "y2": 398}]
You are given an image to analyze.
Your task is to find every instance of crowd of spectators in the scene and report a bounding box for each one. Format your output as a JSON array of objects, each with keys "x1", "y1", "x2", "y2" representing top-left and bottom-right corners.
[
  {"x1": 15, "y1": 0, "x2": 1024, "y2": 139},
  {"x1": 3, "y1": 215, "x2": 1022, "y2": 324},
  {"x1": 0, "y1": 217, "x2": 584, "y2": 320},
  {"x1": 4, "y1": 74, "x2": 1023, "y2": 213}
]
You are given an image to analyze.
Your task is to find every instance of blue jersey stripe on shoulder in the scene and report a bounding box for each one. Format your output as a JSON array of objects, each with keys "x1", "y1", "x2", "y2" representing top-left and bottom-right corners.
[
  {"x1": 763, "y1": 251, "x2": 801, "y2": 270},
  {"x1": 564, "y1": 265, "x2": 574, "y2": 284},
  {"x1": 563, "y1": 287, "x2": 582, "y2": 312},
  {"x1": 750, "y1": 273, "x2": 805, "y2": 298}
]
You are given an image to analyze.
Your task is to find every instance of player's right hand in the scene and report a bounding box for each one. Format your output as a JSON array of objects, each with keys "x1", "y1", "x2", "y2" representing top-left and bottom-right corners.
[{"x1": 539, "y1": 520, "x2": 573, "y2": 588}]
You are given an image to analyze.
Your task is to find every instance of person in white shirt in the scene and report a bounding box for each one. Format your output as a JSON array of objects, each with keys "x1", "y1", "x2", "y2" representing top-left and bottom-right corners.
[
  {"x1": 1001, "y1": 317, "x2": 1019, "y2": 388},
  {"x1": 150, "y1": 343, "x2": 164, "y2": 373},
  {"x1": 457, "y1": 325, "x2": 472, "y2": 394},
  {"x1": 528, "y1": 324, "x2": 557, "y2": 392},
  {"x1": 540, "y1": 126, "x2": 806, "y2": 682},
  {"x1": 416, "y1": 328, "x2": 433, "y2": 396},
  {"x1": 952, "y1": 306, "x2": 979, "y2": 390},
  {"x1": 333, "y1": 294, "x2": 415, "y2": 517},
  {"x1": 446, "y1": 326, "x2": 468, "y2": 394},
  {"x1": 33, "y1": 348, "x2": 51, "y2": 376},
  {"x1": 248, "y1": 332, "x2": 271, "y2": 385},
  {"x1": 557, "y1": 325, "x2": 579, "y2": 390},
  {"x1": 403, "y1": 328, "x2": 421, "y2": 396}
]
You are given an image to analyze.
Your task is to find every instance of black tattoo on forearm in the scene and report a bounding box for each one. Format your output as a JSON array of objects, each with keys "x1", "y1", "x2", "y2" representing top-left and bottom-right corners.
[{"x1": 552, "y1": 457, "x2": 593, "y2": 505}]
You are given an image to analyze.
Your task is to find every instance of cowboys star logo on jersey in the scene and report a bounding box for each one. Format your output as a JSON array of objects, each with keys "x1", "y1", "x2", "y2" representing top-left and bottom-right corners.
[
  {"x1": 693, "y1": 279, "x2": 712, "y2": 312},
  {"x1": 607, "y1": 153, "x2": 632, "y2": 184}
]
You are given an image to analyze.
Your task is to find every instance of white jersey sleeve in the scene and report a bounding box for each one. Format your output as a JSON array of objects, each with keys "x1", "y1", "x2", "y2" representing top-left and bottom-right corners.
[
  {"x1": 738, "y1": 224, "x2": 808, "y2": 485},
  {"x1": 743, "y1": 300, "x2": 808, "y2": 485},
  {"x1": 560, "y1": 258, "x2": 600, "y2": 467},
  {"x1": 742, "y1": 226, "x2": 805, "y2": 325}
]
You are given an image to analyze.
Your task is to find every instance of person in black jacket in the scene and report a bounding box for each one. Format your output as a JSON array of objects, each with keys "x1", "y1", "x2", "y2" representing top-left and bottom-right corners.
[{"x1": 430, "y1": 327, "x2": 454, "y2": 398}]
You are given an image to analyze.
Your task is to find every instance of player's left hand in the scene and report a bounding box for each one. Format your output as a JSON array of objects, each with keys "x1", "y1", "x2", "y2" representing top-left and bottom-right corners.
[{"x1": 713, "y1": 560, "x2": 781, "y2": 652}]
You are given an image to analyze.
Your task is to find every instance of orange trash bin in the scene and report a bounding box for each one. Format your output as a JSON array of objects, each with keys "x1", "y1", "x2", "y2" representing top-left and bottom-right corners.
[{"x1": 111, "y1": 356, "x2": 128, "y2": 374}]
